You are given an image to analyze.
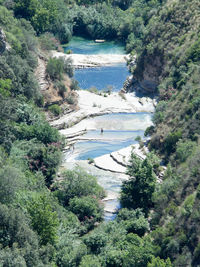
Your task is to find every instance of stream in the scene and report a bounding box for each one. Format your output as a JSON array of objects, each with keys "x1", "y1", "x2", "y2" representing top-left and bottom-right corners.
[{"x1": 62, "y1": 37, "x2": 153, "y2": 220}]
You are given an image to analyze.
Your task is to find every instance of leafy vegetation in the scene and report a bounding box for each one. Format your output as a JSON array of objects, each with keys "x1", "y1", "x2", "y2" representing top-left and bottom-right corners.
[{"x1": 0, "y1": 0, "x2": 200, "y2": 266}]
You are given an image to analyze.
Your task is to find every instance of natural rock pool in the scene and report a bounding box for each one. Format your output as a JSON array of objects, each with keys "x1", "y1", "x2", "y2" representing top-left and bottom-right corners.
[
  {"x1": 62, "y1": 37, "x2": 153, "y2": 220},
  {"x1": 64, "y1": 36, "x2": 125, "y2": 55}
]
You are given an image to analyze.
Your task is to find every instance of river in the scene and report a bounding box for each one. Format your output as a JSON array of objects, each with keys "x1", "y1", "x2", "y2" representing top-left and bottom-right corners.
[{"x1": 61, "y1": 37, "x2": 153, "y2": 220}]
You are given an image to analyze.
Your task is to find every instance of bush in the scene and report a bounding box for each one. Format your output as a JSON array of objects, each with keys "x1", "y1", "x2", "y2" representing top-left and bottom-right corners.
[
  {"x1": 164, "y1": 130, "x2": 182, "y2": 156},
  {"x1": 39, "y1": 33, "x2": 59, "y2": 50},
  {"x1": 55, "y1": 23, "x2": 72, "y2": 44},
  {"x1": 0, "y1": 204, "x2": 40, "y2": 264},
  {"x1": 48, "y1": 104, "x2": 62, "y2": 116},
  {"x1": 56, "y1": 81, "x2": 67, "y2": 98},
  {"x1": 0, "y1": 166, "x2": 22, "y2": 204},
  {"x1": 147, "y1": 256, "x2": 172, "y2": 267},
  {"x1": 10, "y1": 139, "x2": 61, "y2": 186},
  {"x1": 68, "y1": 196, "x2": 103, "y2": 228},
  {"x1": 16, "y1": 120, "x2": 61, "y2": 144},
  {"x1": 79, "y1": 255, "x2": 101, "y2": 267},
  {"x1": 46, "y1": 57, "x2": 64, "y2": 80},
  {"x1": 176, "y1": 140, "x2": 196, "y2": 163},
  {"x1": 83, "y1": 231, "x2": 108, "y2": 254},
  {"x1": 53, "y1": 168, "x2": 105, "y2": 206},
  {"x1": 46, "y1": 57, "x2": 74, "y2": 81},
  {"x1": 62, "y1": 57, "x2": 74, "y2": 78},
  {"x1": 116, "y1": 208, "x2": 149, "y2": 236},
  {"x1": 71, "y1": 79, "x2": 80, "y2": 91},
  {"x1": 27, "y1": 194, "x2": 59, "y2": 245},
  {"x1": 66, "y1": 94, "x2": 75, "y2": 105}
]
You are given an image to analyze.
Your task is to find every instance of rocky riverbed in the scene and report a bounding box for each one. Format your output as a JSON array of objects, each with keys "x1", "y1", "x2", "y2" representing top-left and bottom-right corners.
[{"x1": 51, "y1": 51, "x2": 130, "y2": 68}]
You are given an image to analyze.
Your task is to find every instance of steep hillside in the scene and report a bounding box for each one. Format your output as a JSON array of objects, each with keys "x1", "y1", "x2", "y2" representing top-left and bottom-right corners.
[
  {"x1": 130, "y1": 0, "x2": 200, "y2": 265},
  {"x1": 0, "y1": 0, "x2": 200, "y2": 266}
]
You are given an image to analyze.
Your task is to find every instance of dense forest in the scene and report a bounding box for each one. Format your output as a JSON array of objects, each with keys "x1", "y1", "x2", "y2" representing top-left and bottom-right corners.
[{"x1": 0, "y1": 0, "x2": 200, "y2": 266}]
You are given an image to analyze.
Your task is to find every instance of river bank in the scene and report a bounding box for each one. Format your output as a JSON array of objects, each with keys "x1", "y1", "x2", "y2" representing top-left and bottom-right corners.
[
  {"x1": 50, "y1": 38, "x2": 156, "y2": 218},
  {"x1": 50, "y1": 90, "x2": 155, "y2": 133},
  {"x1": 53, "y1": 89, "x2": 155, "y2": 216},
  {"x1": 51, "y1": 51, "x2": 130, "y2": 68}
]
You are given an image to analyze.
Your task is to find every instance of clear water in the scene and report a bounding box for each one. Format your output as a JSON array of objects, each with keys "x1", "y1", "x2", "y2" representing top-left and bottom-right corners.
[
  {"x1": 64, "y1": 36, "x2": 125, "y2": 55},
  {"x1": 63, "y1": 38, "x2": 152, "y2": 220},
  {"x1": 64, "y1": 37, "x2": 129, "y2": 91},
  {"x1": 75, "y1": 132, "x2": 142, "y2": 160},
  {"x1": 75, "y1": 64, "x2": 129, "y2": 91},
  {"x1": 65, "y1": 113, "x2": 152, "y2": 161},
  {"x1": 64, "y1": 113, "x2": 153, "y2": 220}
]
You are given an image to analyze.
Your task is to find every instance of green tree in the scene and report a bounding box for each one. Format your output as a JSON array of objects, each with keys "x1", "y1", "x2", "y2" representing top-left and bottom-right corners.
[
  {"x1": 14, "y1": 0, "x2": 39, "y2": 20},
  {"x1": 0, "y1": 166, "x2": 22, "y2": 204},
  {"x1": 0, "y1": 79, "x2": 11, "y2": 97},
  {"x1": 27, "y1": 194, "x2": 59, "y2": 245},
  {"x1": 69, "y1": 196, "x2": 103, "y2": 223},
  {"x1": 46, "y1": 57, "x2": 64, "y2": 80},
  {"x1": 116, "y1": 208, "x2": 149, "y2": 236},
  {"x1": 120, "y1": 154, "x2": 156, "y2": 215},
  {"x1": 53, "y1": 168, "x2": 105, "y2": 206},
  {"x1": 0, "y1": 204, "x2": 43, "y2": 266},
  {"x1": 147, "y1": 256, "x2": 172, "y2": 267},
  {"x1": 79, "y1": 255, "x2": 101, "y2": 267}
]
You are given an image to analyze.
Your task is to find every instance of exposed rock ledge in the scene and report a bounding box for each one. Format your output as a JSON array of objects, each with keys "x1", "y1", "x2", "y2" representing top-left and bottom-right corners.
[
  {"x1": 94, "y1": 144, "x2": 147, "y2": 174},
  {"x1": 51, "y1": 51, "x2": 129, "y2": 68},
  {"x1": 50, "y1": 90, "x2": 155, "y2": 132}
]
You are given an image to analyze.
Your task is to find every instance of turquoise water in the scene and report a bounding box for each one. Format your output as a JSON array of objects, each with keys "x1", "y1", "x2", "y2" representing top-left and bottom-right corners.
[
  {"x1": 75, "y1": 64, "x2": 129, "y2": 91},
  {"x1": 73, "y1": 112, "x2": 152, "y2": 160},
  {"x1": 63, "y1": 38, "x2": 152, "y2": 220},
  {"x1": 64, "y1": 112, "x2": 152, "y2": 221},
  {"x1": 65, "y1": 37, "x2": 129, "y2": 91},
  {"x1": 64, "y1": 36, "x2": 125, "y2": 55},
  {"x1": 75, "y1": 131, "x2": 143, "y2": 160}
]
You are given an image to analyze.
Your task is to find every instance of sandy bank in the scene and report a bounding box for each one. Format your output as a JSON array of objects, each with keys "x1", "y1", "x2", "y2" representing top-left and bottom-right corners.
[{"x1": 51, "y1": 51, "x2": 129, "y2": 68}]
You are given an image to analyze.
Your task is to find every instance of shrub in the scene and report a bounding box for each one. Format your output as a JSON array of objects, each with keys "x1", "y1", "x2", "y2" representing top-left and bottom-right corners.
[
  {"x1": 46, "y1": 57, "x2": 64, "y2": 80},
  {"x1": 16, "y1": 120, "x2": 61, "y2": 144},
  {"x1": 39, "y1": 33, "x2": 59, "y2": 50},
  {"x1": 176, "y1": 140, "x2": 196, "y2": 163},
  {"x1": 164, "y1": 130, "x2": 182, "y2": 156},
  {"x1": 27, "y1": 194, "x2": 59, "y2": 245},
  {"x1": 71, "y1": 79, "x2": 80, "y2": 91},
  {"x1": 62, "y1": 56, "x2": 74, "y2": 78},
  {"x1": 147, "y1": 256, "x2": 172, "y2": 267},
  {"x1": 144, "y1": 125, "x2": 155, "y2": 137},
  {"x1": 66, "y1": 95, "x2": 75, "y2": 105},
  {"x1": 48, "y1": 104, "x2": 62, "y2": 116},
  {"x1": 83, "y1": 231, "x2": 108, "y2": 254},
  {"x1": 0, "y1": 166, "x2": 22, "y2": 204},
  {"x1": 68, "y1": 196, "x2": 103, "y2": 226},
  {"x1": 53, "y1": 168, "x2": 105, "y2": 206},
  {"x1": 0, "y1": 204, "x2": 40, "y2": 264},
  {"x1": 79, "y1": 255, "x2": 101, "y2": 267},
  {"x1": 116, "y1": 208, "x2": 149, "y2": 236},
  {"x1": 56, "y1": 23, "x2": 72, "y2": 44}
]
